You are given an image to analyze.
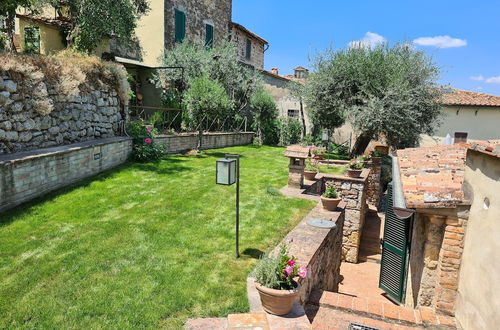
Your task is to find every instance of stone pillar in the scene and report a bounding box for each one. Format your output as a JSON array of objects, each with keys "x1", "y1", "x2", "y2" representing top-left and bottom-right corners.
[
  {"x1": 364, "y1": 157, "x2": 382, "y2": 209},
  {"x1": 417, "y1": 214, "x2": 446, "y2": 307},
  {"x1": 288, "y1": 158, "x2": 305, "y2": 188}
]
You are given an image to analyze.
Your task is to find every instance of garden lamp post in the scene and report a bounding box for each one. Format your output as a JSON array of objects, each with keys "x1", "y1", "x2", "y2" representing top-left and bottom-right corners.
[{"x1": 216, "y1": 154, "x2": 241, "y2": 258}]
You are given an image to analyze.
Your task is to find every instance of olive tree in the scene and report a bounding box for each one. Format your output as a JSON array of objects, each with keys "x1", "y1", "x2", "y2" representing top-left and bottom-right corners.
[
  {"x1": 305, "y1": 43, "x2": 443, "y2": 155},
  {"x1": 182, "y1": 75, "x2": 232, "y2": 150},
  {"x1": 249, "y1": 88, "x2": 278, "y2": 145}
]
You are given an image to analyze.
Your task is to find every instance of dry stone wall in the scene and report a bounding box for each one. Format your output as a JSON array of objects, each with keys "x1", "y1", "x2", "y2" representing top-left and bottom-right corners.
[
  {"x1": 0, "y1": 73, "x2": 124, "y2": 155},
  {"x1": 364, "y1": 157, "x2": 382, "y2": 208}
]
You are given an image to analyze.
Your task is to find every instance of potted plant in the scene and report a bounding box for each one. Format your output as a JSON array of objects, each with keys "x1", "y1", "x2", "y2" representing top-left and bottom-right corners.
[
  {"x1": 321, "y1": 185, "x2": 341, "y2": 211},
  {"x1": 347, "y1": 157, "x2": 364, "y2": 178},
  {"x1": 304, "y1": 159, "x2": 319, "y2": 180},
  {"x1": 312, "y1": 148, "x2": 325, "y2": 160},
  {"x1": 253, "y1": 246, "x2": 308, "y2": 315}
]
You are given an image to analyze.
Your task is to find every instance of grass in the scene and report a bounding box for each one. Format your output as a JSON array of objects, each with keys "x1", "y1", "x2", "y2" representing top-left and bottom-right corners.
[
  {"x1": 0, "y1": 145, "x2": 316, "y2": 329},
  {"x1": 319, "y1": 165, "x2": 346, "y2": 175}
]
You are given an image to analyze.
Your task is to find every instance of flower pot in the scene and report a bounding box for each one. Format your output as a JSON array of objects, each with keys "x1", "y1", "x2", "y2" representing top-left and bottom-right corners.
[
  {"x1": 304, "y1": 170, "x2": 317, "y2": 181},
  {"x1": 347, "y1": 169, "x2": 362, "y2": 178},
  {"x1": 321, "y1": 196, "x2": 341, "y2": 211},
  {"x1": 255, "y1": 282, "x2": 300, "y2": 316},
  {"x1": 313, "y1": 155, "x2": 324, "y2": 160}
]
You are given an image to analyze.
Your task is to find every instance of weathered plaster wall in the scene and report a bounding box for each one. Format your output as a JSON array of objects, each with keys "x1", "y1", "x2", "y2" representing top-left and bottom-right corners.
[
  {"x1": 0, "y1": 137, "x2": 132, "y2": 213},
  {"x1": 18, "y1": 18, "x2": 65, "y2": 55},
  {"x1": 156, "y1": 132, "x2": 254, "y2": 154},
  {"x1": 133, "y1": 0, "x2": 165, "y2": 66},
  {"x1": 456, "y1": 150, "x2": 500, "y2": 330},
  {"x1": 165, "y1": 0, "x2": 232, "y2": 49}
]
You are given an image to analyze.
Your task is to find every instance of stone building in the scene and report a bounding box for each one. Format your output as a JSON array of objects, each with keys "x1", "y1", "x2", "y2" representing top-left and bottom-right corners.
[{"x1": 229, "y1": 22, "x2": 268, "y2": 69}]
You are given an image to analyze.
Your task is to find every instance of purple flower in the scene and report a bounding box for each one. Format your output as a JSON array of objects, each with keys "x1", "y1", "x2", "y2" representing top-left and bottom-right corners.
[
  {"x1": 285, "y1": 265, "x2": 293, "y2": 275},
  {"x1": 145, "y1": 138, "x2": 152, "y2": 145}
]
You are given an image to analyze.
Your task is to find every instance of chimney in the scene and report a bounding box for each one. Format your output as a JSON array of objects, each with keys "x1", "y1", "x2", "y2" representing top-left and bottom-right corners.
[{"x1": 271, "y1": 68, "x2": 279, "y2": 75}]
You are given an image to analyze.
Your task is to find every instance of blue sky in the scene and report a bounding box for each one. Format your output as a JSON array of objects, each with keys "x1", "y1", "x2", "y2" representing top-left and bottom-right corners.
[{"x1": 233, "y1": 0, "x2": 500, "y2": 95}]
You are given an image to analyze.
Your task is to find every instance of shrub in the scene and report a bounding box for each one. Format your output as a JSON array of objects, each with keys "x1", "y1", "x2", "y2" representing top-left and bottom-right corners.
[
  {"x1": 323, "y1": 185, "x2": 339, "y2": 199},
  {"x1": 252, "y1": 246, "x2": 308, "y2": 290},
  {"x1": 328, "y1": 142, "x2": 349, "y2": 157},
  {"x1": 127, "y1": 120, "x2": 165, "y2": 162},
  {"x1": 305, "y1": 159, "x2": 319, "y2": 172},
  {"x1": 250, "y1": 88, "x2": 278, "y2": 145},
  {"x1": 349, "y1": 158, "x2": 364, "y2": 170},
  {"x1": 276, "y1": 118, "x2": 302, "y2": 146}
]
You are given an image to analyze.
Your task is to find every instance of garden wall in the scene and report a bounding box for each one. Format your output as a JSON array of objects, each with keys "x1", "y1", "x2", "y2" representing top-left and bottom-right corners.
[
  {"x1": 0, "y1": 137, "x2": 132, "y2": 213},
  {"x1": 0, "y1": 54, "x2": 128, "y2": 155},
  {"x1": 156, "y1": 132, "x2": 254, "y2": 153}
]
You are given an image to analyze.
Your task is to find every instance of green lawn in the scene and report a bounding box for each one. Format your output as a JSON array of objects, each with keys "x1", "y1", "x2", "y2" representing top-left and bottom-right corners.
[
  {"x1": 319, "y1": 164, "x2": 346, "y2": 175},
  {"x1": 0, "y1": 146, "x2": 316, "y2": 329}
]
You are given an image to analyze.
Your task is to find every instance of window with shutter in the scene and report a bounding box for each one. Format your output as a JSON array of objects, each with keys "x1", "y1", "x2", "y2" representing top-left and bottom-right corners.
[
  {"x1": 245, "y1": 38, "x2": 252, "y2": 60},
  {"x1": 205, "y1": 24, "x2": 214, "y2": 49},
  {"x1": 175, "y1": 9, "x2": 186, "y2": 43},
  {"x1": 454, "y1": 132, "x2": 468, "y2": 144}
]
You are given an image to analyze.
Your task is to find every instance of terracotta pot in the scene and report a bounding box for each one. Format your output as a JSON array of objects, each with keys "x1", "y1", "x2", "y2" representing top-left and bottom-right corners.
[
  {"x1": 347, "y1": 169, "x2": 362, "y2": 178},
  {"x1": 255, "y1": 282, "x2": 300, "y2": 316},
  {"x1": 321, "y1": 196, "x2": 341, "y2": 211},
  {"x1": 304, "y1": 170, "x2": 317, "y2": 181},
  {"x1": 313, "y1": 154, "x2": 324, "y2": 160}
]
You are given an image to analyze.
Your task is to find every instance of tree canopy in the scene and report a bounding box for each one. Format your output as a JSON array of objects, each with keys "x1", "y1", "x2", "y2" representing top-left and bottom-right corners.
[
  {"x1": 250, "y1": 87, "x2": 278, "y2": 145},
  {"x1": 305, "y1": 43, "x2": 443, "y2": 154}
]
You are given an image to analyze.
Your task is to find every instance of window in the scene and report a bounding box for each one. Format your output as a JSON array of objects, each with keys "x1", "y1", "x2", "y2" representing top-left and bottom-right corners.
[
  {"x1": 205, "y1": 24, "x2": 214, "y2": 49},
  {"x1": 454, "y1": 132, "x2": 468, "y2": 144},
  {"x1": 288, "y1": 110, "x2": 300, "y2": 118},
  {"x1": 245, "y1": 38, "x2": 252, "y2": 60},
  {"x1": 24, "y1": 27, "x2": 40, "y2": 54},
  {"x1": 175, "y1": 9, "x2": 186, "y2": 43}
]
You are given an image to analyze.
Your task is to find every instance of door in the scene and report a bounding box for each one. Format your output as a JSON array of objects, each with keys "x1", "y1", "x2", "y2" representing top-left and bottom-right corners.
[{"x1": 379, "y1": 183, "x2": 413, "y2": 303}]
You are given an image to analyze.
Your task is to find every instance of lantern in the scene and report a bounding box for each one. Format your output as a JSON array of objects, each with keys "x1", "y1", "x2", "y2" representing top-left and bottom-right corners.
[{"x1": 216, "y1": 158, "x2": 237, "y2": 186}]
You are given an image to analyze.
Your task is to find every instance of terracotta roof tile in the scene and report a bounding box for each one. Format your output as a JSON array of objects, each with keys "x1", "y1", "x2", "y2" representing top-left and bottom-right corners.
[
  {"x1": 469, "y1": 141, "x2": 500, "y2": 159},
  {"x1": 229, "y1": 22, "x2": 268, "y2": 45},
  {"x1": 16, "y1": 14, "x2": 72, "y2": 30},
  {"x1": 441, "y1": 88, "x2": 500, "y2": 107},
  {"x1": 397, "y1": 144, "x2": 469, "y2": 208}
]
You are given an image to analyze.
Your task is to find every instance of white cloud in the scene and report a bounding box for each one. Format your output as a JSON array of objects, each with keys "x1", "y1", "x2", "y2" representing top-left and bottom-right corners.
[
  {"x1": 349, "y1": 32, "x2": 386, "y2": 49},
  {"x1": 485, "y1": 76, "x2": 500, "y2": 84},
  {"x1": 413, "y1": 35, "x2": 467, "y2": 49},
  {"x1": 470, "y1": 75, "x2": 484, "y2": 81},
  {"x1": 475, "y1": 87, "x2": 483, "y2": 91}
]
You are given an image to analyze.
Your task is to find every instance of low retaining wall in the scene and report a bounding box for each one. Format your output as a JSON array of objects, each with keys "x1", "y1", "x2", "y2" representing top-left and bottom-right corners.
[
  {"x1": 156, "y1": 132, "x2": 254, "y2": 154},
  {"x1": 0, "y1": 137, "x2": 132, "y2": 213}
]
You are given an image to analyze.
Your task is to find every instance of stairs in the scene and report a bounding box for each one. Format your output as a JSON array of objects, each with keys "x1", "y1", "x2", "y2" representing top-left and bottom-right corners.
[{"x1": 358, "y1": 211, "x2": 384, "y2": 264}]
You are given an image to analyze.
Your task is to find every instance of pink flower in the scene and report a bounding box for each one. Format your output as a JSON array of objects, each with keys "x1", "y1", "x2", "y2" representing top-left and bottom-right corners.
[
  {"x1": 285, "y1": 265, "x2": 293, "y2": 275},
  {"x1": 146, "y1": 126, "x2": 153, "y2": 132},
  {"x1": 287, "y1": 259, "x2": 295, "y2": 267},
  {"x1": 145, "y1": 138, "x2": 152, "y2": 145},
  {"x1": 282, "y1": 274, "x2": 287, "y2": 278},
  {"x1": 299, "y1": 267, "x2": 308, "y2": 279}
]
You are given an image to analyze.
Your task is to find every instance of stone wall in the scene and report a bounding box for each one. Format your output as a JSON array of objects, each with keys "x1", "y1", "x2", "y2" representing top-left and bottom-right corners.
[
  {"x1": 0, "y1": 71, "x2": 125, "y2": 155},
  {"x1": 364, "y1": 157, "x2": 382, "y2": 208},
  {"x1": 231, "y1": 26, "x2": 265, "y2": 69},
  {"x1": 165, "y1": 0, "x2": 232, "y2": 49},
  {"x1": 156, "y1": 132, "x2": 254, "y2": 154},
  {"x1": 0, "y1": 137, "x2": 132, "y2": 213},
  {"x1": 321, "y1": 170, "x2": 370, "y2": 263}
]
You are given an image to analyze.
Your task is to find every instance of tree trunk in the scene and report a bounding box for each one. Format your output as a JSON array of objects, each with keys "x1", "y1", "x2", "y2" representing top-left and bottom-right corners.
[
  {"x1": 299, "y1": 97, "x2": 307, "y2": 137},
  {"x1": 351, "y1": 132, "x2": 372, "y2": 157},
  {"x1": 5, "y1": 13, "x2": 17, "y2": 53},
  {"x1": 197, "y1": 129, "x2": 203, "y2": 151}
]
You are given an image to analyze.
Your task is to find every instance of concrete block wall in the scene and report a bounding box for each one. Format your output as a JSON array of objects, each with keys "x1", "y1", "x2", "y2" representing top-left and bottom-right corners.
[{"x1": 0, "y1": 137, "x2": 132, "y2": 213}]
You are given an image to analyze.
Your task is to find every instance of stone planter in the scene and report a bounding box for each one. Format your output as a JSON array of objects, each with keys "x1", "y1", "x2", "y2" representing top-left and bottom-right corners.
[
  {"x1": 304, "y1": 170, "x2": 317, "y2": 181},
  {"x1": 347, "y1": 169, "x2": 362, "y2": 178},
  {"x1": 255, "y1": 282, "x2": 300, "y2": 315},
  {"x1": 321, "y1": 196, "x2": 341, "y2": 211}
]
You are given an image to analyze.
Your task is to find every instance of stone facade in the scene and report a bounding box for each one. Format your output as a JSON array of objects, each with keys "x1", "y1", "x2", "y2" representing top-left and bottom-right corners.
[
  {"x1": 164, "y1": 0, "x2": 232, "y2": 49},
  {"x1": 321, "y1": 170, "x2": 370, "y2": 263},
  {"x1": 0, "y1": 73, "x2": 125, "y2": 155},
  {"x1": 364, "y1": 157, "x2": 382, "y2": 208},
  {"x1": 156, "y1": 132, "x2": 254, "y2": 154},
  {"x1": 0, "y1": 137, "x2": 132, "y2": 213},
  {"x1": 230, "y1": 23, "x2": 266, "y2": 69}
]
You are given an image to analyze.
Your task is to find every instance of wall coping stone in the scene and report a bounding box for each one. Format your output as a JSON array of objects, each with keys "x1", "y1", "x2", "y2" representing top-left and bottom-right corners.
[
  {"x1": 318, "y1": 168, "x2": 370, "y2": 183},
  {"x1": 0, "y1": 137, "x2": 131, "y2": 165},
  {"x1": 157, "y1": 131, "x2": 254, "y2": 138}
]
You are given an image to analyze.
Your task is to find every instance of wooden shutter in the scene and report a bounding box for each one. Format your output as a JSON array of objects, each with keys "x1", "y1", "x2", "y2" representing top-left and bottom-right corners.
[
  {"x1": 454, "y1": 132, "x2": 468, "y2": 144},
  {"x1": 175, "y1": 9, "x2": 186, "y2": 43},
  {"x1": 205, "y1": 24, "x2": 214, "y2": 48},
  {"x1": 245, "y1": 39, "x2": 252, "y2": 59},
  {"x1": 379, "y1": 183, "x2": 413, "y2": 303}
]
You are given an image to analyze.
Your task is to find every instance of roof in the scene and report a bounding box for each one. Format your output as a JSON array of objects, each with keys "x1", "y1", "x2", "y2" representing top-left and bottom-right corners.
[
  {"x1": 294, "y1": 66, "x2": 308, "y2": 71},
  {"x1": 284, "y1": 145, "x2": 310, "y2": 159},
  {"x1": 16, "y1": 14, "x2": 72, "y2": 30},
  {"x1": 257, "y1": 68, "x2": 294, "y2": 82},
  {"x1": 469, "y1": 141, "x2": 500, "y2": 159},
  {"x1": 441, "y1": 88, "x2": 500, "y2": 107},
  {"x1": 397, "y1": 144, "x2": 469, "y2": 208},
  {"x1": 229, "y1": 22, "x2": 268, "y2": 45}
]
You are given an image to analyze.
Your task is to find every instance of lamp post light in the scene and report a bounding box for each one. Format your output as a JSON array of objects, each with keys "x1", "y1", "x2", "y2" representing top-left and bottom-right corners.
[{"x1": 216, "y1": 154, "x2": 241, "y2": 258}]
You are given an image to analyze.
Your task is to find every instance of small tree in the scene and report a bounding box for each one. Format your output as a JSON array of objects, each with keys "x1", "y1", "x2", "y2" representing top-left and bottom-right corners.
[
  {"x1": 288, "y1": 81, "x2": 307, "y2": 137},
  {"x1": 250, "y1": 88, "x2": 278, "y2": 145},
  {"x1": 182, "y1": 75, "x2": 232, "y2": 150},
  {"x1": 0, "y1": 0, "x2": 37, "y2": 52},
  {"x1": 305, "y1": 43, "x2": 443, "y2": 155}
]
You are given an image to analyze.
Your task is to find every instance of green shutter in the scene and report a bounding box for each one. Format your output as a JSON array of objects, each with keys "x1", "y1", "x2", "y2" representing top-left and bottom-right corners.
[
  {"x1": 205, "y1": 24, "x2": 214, "y2": 49},
  {"x1": 245, "y1": 39, "x2": 252, "y2": 59},
  {"x1": 379, "y1": 183, "x2": 413, "y2": 303},
  {"x1": 175, "y1": 9, "x2": 186, "y2": 43}
]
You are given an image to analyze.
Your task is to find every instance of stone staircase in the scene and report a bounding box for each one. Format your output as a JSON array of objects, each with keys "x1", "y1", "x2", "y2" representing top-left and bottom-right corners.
[{"x1": 358, "y1": 208, "x2": 383, "y2": 264}]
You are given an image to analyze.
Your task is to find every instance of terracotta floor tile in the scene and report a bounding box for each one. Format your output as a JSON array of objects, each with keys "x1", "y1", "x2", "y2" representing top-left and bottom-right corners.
[
  {"x1": 398, "y1": 307, "x2": 417, "y2": 324},
  {"x1": 438, "y1": 315, "x2": 457, "y2": 327},
  {"x1": 367, "y1": 301, "x2": 384, "y2": 317},
  {"x1": 353, "y1": 297, "x2": 368, "y2": 313},
  {"x1": 419, "y1": 307, "x2": 437, "y2": 324},
  {"x1": 383, "y1": 303, "x2": 399, "y2": 320},
  {"x1": 336, "y1": 294, "x2": 354, "y2": 310}
]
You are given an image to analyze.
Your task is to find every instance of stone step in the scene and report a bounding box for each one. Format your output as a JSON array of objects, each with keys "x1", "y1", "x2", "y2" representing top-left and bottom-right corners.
[
  {"x1": 227, "y1": 312, "x2": 269, "y2": 329},
  {"x1": 185, "y1": 317, "x2": 228, "y2": 330},
  {"x1": 308, "y1": 290, "x2": 457, "y2": 329}
]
